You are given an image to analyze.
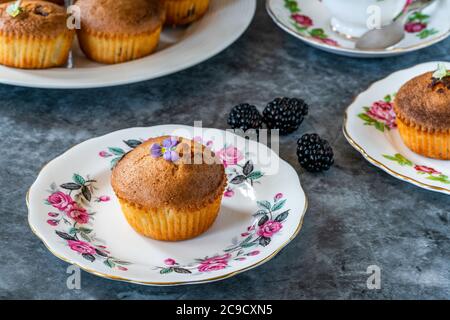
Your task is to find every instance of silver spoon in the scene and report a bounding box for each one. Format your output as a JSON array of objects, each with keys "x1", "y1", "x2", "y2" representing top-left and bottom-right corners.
[{"x1": 356, "y1": 0, "x2": 434, "y2": 50}]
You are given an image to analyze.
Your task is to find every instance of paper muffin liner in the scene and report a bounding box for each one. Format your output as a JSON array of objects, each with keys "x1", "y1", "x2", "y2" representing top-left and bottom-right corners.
[
  {"x1": 117, "y1": 195, "x2": 223, "y2": 241},
  {"x1": 164, "y1": 0, "x2": 209, "y2": 26},
  {"x1": 0, "y1": 31, "x2": 74, "y2": 69},
  {"x1": 397, "y1": 117, "x2": 450, "y2": 160},
  {"x1": 77, "y1": 26, "x2": 162, "y2": 64}
]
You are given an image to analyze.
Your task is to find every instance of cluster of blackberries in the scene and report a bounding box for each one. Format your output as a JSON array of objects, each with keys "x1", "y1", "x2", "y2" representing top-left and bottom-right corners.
[
  {"x1": 228, "y1": 97, "x2": 308, "y2": 135},
  {"x1": 227, "y1": 98, "x2": 334, "y2": 173}
]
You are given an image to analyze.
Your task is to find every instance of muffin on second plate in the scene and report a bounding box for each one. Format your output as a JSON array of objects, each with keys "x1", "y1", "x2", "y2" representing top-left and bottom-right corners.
[
  {"x1": 111, "y1": 136, "x2": 227, "y2": 241},
  {"x1": 162, "y1": 0, "x2": 209, "y2": 26},
  {"x1": 0, "y1": 0, "x2": 74, "y2": 69},
  {"x1": 394, "y1": 65, "x2": 450, "y2": 160},
  {"x1": 76, "y1": 0, "x2": 165, "y2": 64}
]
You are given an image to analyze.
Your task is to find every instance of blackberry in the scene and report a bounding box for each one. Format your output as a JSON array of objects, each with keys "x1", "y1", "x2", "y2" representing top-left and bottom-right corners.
[
  {"x1": 296, "y1": 134, "x2": 334, "y2": 172},
  {"x1": 227, "y1": 104, "x2": 263, "y2": 132},
  {"x1": 263, "y1": 97, "x2": 308, "y2": 135}
]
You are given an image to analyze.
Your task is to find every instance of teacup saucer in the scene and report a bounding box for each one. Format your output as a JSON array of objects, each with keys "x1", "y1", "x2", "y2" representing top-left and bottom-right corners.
[
  {"x1": 344, "y1": 62, "x2": 450, "y2": 195},
  {"x1": 27, "y1": 125, "x2": 307, "y2": 286},
  {"x1": 267, "y1": 0, "x2": 450, "y2": 58}
]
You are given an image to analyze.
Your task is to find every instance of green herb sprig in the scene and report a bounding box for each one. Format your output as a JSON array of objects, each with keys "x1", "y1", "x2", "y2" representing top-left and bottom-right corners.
[
  {"x1": 6, "y1": 0, "x2": 23, "y2": 18},
  {"x1": 432, "y1": 63, "x2": 450, "y2": 81}
]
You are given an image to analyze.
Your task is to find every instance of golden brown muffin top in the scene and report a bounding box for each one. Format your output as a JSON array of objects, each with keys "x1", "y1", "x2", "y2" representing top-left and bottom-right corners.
[
  {"x1": 394, "y1": 71, "x2": 450, "y2": 132},
  {"x1": 0, "y1": 1, "x2": 69, "y2": 36},
  {"x1": 76, "y1": 0, "x2": 165, "y2": 35},
  {"x1": 111, "y1": 136, "x2": 226, "y2": 211}
]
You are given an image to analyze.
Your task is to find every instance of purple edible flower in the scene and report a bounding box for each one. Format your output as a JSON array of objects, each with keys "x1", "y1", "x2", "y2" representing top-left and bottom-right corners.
[
  {"x1": 150, "y1": 137, "x2": 180, "y2": 162},
  {"x1": 150, "y1": 143, "x2": 162, "y2": 157}
]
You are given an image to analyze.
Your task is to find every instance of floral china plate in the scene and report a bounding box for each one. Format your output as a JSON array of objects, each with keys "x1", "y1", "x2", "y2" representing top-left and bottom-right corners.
[
  {"x1": 27, "y1": 125, "x2": 307, "y2": 285},
  {"x1": 266, "y1": 0, "x2": 450, "y2": 58},
  {"x1": 344, "y1": 61, "x2": 450, "y2": 195}
]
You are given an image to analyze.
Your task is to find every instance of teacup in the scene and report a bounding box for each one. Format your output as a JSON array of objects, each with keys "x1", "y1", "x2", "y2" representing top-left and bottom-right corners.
[{"x1": 322, "y1": 0, "x2": 407, "y2": 38}]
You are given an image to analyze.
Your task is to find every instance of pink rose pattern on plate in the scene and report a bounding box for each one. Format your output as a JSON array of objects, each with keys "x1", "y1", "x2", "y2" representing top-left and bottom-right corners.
[
  {"x1": 358, "y1": 94, "x2": 397, "y2": 132},
  {"x1": 414, "y1": 165, "x2": 441, "y2": 175},
  {"x1": 156, "y1": 194, "x2": 289, "y2": 275},
  {"x1": 65, "y1": 203, "x2": 90, "y2": 225},
  {"x1": 357, "y1": 94, "x2": 448, "y2": 186},
  {"x1": 95, "y1": 195, "x2": 110, "y2": 202},
  {"x1": 404, "y1": 12, "x2": 438, "y2": 39},
  {"x1": 47, "y1": 191, "x2": 73, "y2": 211},
  {"x1": 285, "y1": 0, "x2": 339, "y2": 47},
  {"x1": 44, "y1": 174, "x2": 131, "y2": 270},
  {"x1": 218, "y1": 146, "x2": 264, "y2": 198},
  {"x1": 68, "y1": 240, "x2": 97, "y2": 255},
  {"x1": 382, "y1": 154, "x2": 449, "y2": 185},
  {"x1": 291, "y1": 13, "x2": 312, "y2": 27},
  {"x1": 216, "y1": 146, "x2": 244, "y2": 168}
]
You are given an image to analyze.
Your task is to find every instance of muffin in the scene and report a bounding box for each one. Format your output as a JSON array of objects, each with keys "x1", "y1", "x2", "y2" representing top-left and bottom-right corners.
[
  {"x1": 76, "y1": 0, "x2": 165, "y2": 64},
  {"x1": 0, "y1": 0, "x2": 74, "y2": 69},
  {"x1": 111, "y1": 136, "x2": 227, "y2": 241},
  {"x1": 162, "y1": 0, "x2": 209, "y2": 26},
  {"x1": 394, "y1": 68, "x2": 450, "y2": 160}
]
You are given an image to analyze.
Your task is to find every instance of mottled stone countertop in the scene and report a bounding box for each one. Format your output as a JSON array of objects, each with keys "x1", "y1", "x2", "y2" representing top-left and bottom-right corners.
[{"x1": 0, "y1": 2, "x2": 449, "y2": 299}]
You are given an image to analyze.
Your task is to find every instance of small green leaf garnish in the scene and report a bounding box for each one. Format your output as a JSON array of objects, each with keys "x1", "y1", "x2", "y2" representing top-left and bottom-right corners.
[
  {"x1": 6, "y1": 0, "x2": 23, "y2": 18},
  {"x1": 432, "y1": 63, "x2": 450, "y2": 81}
]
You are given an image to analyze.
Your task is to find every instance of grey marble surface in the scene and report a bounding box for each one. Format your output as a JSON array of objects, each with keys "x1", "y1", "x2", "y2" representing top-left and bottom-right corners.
[{"x1": 1, "y1": 2, "x2": 449, "y2": 300}]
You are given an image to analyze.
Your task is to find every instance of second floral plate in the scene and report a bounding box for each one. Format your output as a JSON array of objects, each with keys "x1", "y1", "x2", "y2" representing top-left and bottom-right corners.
[
  {"x1": 267, "y1": 0, "x2": 450, "y2": 58},
  {"x1": 27, "y1": 125, "x2": 307, "y2": 285},
  {"x1": 344, "y1": 61, "x2": 450, "y2": 195}
]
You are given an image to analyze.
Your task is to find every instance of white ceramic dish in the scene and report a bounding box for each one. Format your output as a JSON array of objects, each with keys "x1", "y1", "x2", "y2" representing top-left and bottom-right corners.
[
  {"x1": 344, "y1": 61, "x2": 450, "y2": 195},
  {"x1": 0, "y1": 0, "x2": 256, "y2": 89},
  {"x1": 267, "y1": 0, "x2": 450, "y2": 58},
  {"x1": 27, "y1": 125, "x2": 308, "y2": 285}
]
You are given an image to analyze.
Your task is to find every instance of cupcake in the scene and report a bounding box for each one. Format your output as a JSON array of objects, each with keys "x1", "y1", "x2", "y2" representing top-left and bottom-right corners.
[
  {"x1": 394, "y1": 64, "x2": 450, "y2": 160},
  {"x1": 111, "y1": 136, "x2": 227, "y2": 241},
  {"x1": 0, "y1": 0, "x2": 74, "y2": 69},
  {"x1": 162, "y1": 0, "x2": 209, "y2": 26},
  {"x1": 76, "y1": 0, "x2": 165, "y2": 64}
]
